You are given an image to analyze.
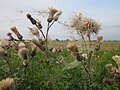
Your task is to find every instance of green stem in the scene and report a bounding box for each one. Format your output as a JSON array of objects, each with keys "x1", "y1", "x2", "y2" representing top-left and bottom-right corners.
[{"x1": 2, "y1": 56, "x2": 13, "y2": 77}]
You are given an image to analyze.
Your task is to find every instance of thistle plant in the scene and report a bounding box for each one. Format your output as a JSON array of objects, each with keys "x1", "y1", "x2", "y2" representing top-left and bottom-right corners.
[
  {"x1": 105, "y1": 55, "x2": 120, "y2": 86},
  {"x1": 26, "y1": 7, "x2": 62, "y2": 52},
  {"x1": 61, "y1": 12, "x2": 102, "y2": 89}
]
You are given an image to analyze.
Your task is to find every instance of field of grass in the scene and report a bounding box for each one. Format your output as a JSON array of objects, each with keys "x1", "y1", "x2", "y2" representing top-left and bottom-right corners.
[{"x1": 0, "y1": 41, "x2": 120, "y2": 90}]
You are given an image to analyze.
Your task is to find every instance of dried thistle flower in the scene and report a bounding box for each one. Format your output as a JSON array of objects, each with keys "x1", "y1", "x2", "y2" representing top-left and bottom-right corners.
[
  {"x1": 112, "y1": 55, "x2": 120, "y2": 66},
  {"x1": 67, "y1": 43, "x2": 78, "y2": 53},
  {"x1": 106, "y1": 55, "x2": 120, "y2": 81},
  {"x1": 29, "y1": 28, "x2": 40, "y2": 37},
  {"x1": 48, "y1": 7, "x2": 58, "y2": 16},
  {"x1": 67, "y1": 43, "x2": 83, "y2": 61},
  {"x1": 23, "y1": 60, "x2": 29, "y2": 67},
  {"x1": 10, "y1": 42, "x2": 18, "y2": 51},
  {"x1": 0, "y1": 78, "x2": 15, "y2": 90},
  {"x1": 0, "y1": 39, "x2": 10, "y2": 49},
  {"x1": 18, "y1": 42, "x2": 26, "y2": 48},
  {"x1": 18, "y1": 47, "x2": 29, "y2": 60},
  {"x1": 69, "y1": 13, "x2": 100, "y2": 37},
  {"x1": 97, "y1": 36, "x2": 103, "y2": 44},
  {"x1": 53, "y1": 10, "x2": 62, "y2": 21},
  {"x1": 10, "y1": 26, "x2": 23, "y2": 40},
  {"x1": 47, "y1": 7, "x2": 58, "y2": 23},
  {"x1": 27, "y1": 13, "x2": 37, "y2": 25},
  {"x1": 32, "y1": 38, "x2": 45, "y2": 51}
]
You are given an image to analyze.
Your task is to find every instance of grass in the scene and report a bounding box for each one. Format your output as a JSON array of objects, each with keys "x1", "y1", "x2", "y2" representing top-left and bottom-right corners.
[{"x1": 0, "y1": 41, "x2": 120, "y2": 90}]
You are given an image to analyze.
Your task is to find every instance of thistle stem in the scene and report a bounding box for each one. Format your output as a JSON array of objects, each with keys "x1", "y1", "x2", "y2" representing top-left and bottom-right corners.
[{"x1": 2, "y1": 56, "x2": 13, "y2": 77}]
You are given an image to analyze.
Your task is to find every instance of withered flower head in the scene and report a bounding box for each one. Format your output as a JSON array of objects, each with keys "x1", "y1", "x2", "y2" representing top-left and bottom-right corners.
[
  {"x1": 18, "y1": 47, "x2": 29, "y2": 60},
  {"x1": 29, "y1": 28, "x2": 40, "y2": 37},
  {"x1": 23, "y1": 60, "x2": 29, "y2": 67},
  {"x1": 112, "y1": 55, "x2": 120, "y2": 66},
  {"x1": 67, "y1": 43, "x2": 78, "y2": 53},
  {"x1": 32, "y1": 38, "x2": 45, "y2": 51},
  {"x1": 67, "y1": 43, "x2": 81, "y2": 60},
  {"x1": 53, "y1": 10, "x2": 62, "y2": 21},
  {"x1": 27, "y1": 13, "x2": 37, "y2": 25},
  {"x1": 0, "y1": 39, "x2": 10, "y2": 49},
  {"x1": 10, "y1": 42, "x2": 18, "y2": 51},
  {"x1": 97, "y1": 36, "x2": 103, "y2": 44},
  {"x1": 69, "y1": 13, "x2": 100, "y2": 36},
  {"x1": 10, "y1": 26, "x2": 23, "y2": 40},
  {"x1": 48, "y1": 7, "x2": 58, "y2": 16},
  {"x1": 18, "y1": 42, "x2": 26, "y2": 48},
  {"x1": 47, "y1": 7, "x2": 58, "y2": 23},
  {"x1": 0, "y1": 78, "x2": 15, "y2": 90}
]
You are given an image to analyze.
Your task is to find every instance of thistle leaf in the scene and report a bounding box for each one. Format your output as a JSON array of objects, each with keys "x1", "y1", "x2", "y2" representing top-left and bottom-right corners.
[{"x1": 62, "y1": 60, "x2": 80, "y2": 71}]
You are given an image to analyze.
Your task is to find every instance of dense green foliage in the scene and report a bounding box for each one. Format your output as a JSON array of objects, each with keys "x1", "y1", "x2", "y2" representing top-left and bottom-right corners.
[{"x1": 0, "y1": 43, "x2": 120, "y2": 90}]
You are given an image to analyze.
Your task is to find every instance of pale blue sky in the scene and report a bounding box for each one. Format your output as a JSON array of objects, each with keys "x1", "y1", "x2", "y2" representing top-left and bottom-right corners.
[{"x1": 0, "y1": 0, "x2": 120, "y2": 40}]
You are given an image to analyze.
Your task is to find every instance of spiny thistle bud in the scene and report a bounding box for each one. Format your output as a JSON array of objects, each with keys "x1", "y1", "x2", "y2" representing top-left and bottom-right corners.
[
  {"x1": 27, "y1": 13, "x2": 37, "y2": 25},
  {"x1": 30, "y1": 42, "x2": 37, "y2": 57},
  {"x1": 18, "y1": 47, "x2": 29, "y2": 60},
  {"x1": 47, "y1": 7, "x2": 58, "y2": 23},
  {"x1": 32, "y1": 38, "x2": 45, "y2": 51},
  {"x1": 7, "y1": 32, "x2": 14, "y2": 41},
  {"x1": 23, "y1": 60, "x2": 29, "y2": 68},
  {"x1": 10, "y1": 26, "x2": 23, "y2": 40},
  {"x1": 53, "y1": 10, "x2": 62, "y2": 21},
  {"x1": 0, "y1": 78, "x2": 15, "y2": 90}
]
